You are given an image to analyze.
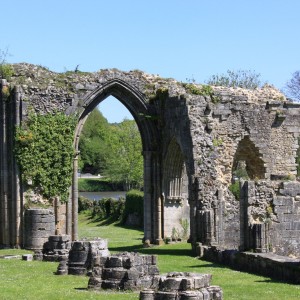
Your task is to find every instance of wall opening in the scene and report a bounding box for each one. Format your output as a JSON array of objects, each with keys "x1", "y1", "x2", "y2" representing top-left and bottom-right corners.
[
  {"x1": 232, "y1": 136, "x2": 265, "y2": 180},
  {"x1": 162, "y1": 139, "x2": 189, "y2": 239}
]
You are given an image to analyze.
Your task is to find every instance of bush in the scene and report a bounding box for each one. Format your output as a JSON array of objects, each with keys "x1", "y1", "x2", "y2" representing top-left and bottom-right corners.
[
  {"x1": 78, "y1": 196, "x2": 94, "y2": 212},
  {"x1": 91, "y1": 197, "x2": 125, "y2": 221},
  {"x1": 206, "y1": 69, "x2": 262, "y2": 90},
  {"x1": 123, "y1": 190, "x2": 144, "y2": 227},
  {"x1": 229, "y1": 181, "x2": 240, "y2": 200}
]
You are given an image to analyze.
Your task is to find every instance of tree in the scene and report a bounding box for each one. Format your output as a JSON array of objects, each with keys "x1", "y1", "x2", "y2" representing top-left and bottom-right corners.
[
  {"x1": 0, "y1": 48, "x2": 13, "y2": 80},
  {"x1": 284, "y1": 71, "x2": 300, "y2": 101},
  {"x1": 104, "y1": 119, "x2": 143, "y2": 190},
  {"x1": 78, "y1": 109, "x2": 110, "y2": 174},
  {"x1": 206, "y1": 69, "x2": 262, "y2": 89}
]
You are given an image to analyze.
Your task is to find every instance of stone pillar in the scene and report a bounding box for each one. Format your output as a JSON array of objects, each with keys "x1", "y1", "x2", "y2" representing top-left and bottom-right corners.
[
  {"x1": 154, "y1": 151, "x2": 163, "y2": 245},
  {"x1": 0, "y1": 79, "x2": 9, "y2": 246},
  {"x1": 10, "y1": 86, "x2": 22, "y2": 247},
  {"x1": 240, "y1": 180, "x2": 256, "y2": 251},
  {"x1": 143, "y1": 151, "x2": 153, "y2": 245},
  {"x1": 66, "y1": 187, "x2": 72, "y2": 236},
  {"x1": 72, "y1": 149, "x2": 79, "y2": 241}
]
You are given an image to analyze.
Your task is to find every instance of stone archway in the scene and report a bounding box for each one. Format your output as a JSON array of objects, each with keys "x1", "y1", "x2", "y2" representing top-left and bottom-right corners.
[{"x1": 69, "y1": 79, "x2": 162, "y2": 245}]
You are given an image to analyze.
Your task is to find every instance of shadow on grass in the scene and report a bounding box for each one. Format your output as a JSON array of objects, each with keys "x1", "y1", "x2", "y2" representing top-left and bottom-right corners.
[{"x1": 108, "y1": 244, "x2": 194, "y2": 258}]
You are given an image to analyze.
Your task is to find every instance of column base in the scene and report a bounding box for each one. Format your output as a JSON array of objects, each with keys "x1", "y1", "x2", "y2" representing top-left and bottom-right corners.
[{"x1": 155, "y1": 238, "x2": 164, "y2": 246}]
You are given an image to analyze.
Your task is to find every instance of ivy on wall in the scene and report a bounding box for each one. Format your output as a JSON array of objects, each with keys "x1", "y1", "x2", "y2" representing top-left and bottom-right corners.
[{"x1": 15, "y1": 112, "x2": 76, "y2": 202}]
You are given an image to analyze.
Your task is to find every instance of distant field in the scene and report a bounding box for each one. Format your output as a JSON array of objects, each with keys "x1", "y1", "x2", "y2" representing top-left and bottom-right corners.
[{"x1": 0, "y1": 212, "x2": 299, "y2": 300}]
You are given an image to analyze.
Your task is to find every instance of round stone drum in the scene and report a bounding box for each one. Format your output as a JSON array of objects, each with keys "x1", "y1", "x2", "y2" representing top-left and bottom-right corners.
[{"x1": 24, "y1": 208, "x2": 55, "y2": 250}]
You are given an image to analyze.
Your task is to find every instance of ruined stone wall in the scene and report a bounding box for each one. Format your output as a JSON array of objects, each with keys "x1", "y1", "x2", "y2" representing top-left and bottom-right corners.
[{"x1": 3, "y1": 63, "x2": 300, "y2": 257}]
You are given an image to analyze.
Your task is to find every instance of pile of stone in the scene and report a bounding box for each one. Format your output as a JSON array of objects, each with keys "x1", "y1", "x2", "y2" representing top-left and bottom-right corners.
[
  {"x1": 88, "y1": 252, "x2": 160, "y2": 291},
  {"x1": 68, "y1": 239, "x2": 110, "y2": 275},
  {"x1": 140, "y1": 272, "x2": 223, "y2": 300},
  {"x1": 42, "y1": 235, "x2": 71, "y2": 262}
]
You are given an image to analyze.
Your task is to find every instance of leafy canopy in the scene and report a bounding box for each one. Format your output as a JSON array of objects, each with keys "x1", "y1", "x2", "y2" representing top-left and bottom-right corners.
[{"x1": 79, "y1": 109, "x2": 143, "y2": 191}]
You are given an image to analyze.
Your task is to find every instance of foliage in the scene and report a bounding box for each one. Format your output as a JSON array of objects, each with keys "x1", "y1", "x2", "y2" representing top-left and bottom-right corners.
[
  {"x1": 78, "y1": 195, "x2": 125, "y2": 221},
  {"x1": 91, "y1": 197, "x2": 125, "y2": 220},
  {"x1": 229, "y1": 181, "x2": 240, "y2": 200},
  {"x1": 104, "y1": 120, "x2": 143, "y2": 190},
  {"x1": 123, "y1": 189, "x2": 144, "y2": 226},
  {"x1": 213, "y1": 138, "x2": 223, "y2": 147},
  {"x1": 183, "y1": 83, "x2": 220, "y2": 103},
  {"x1": 78, "y1": 189, "x2": 143, "y2": 225},
  {"x1": 149, "y1": 87, "x2": 169, "y2": 103},
  {"x1": 78, "y1": 196, "x2": 94, "y2": 212},
  {"x1": 78, "y1": 109, "x2": 110, "y2": 174},
  {"x1": 79, "y1": 109, "x2": 143, "y2": 190},
  {"x1": 15, "y1": 112, "x2": 76, "y2": 202},
  {"x1": 78, "y1": 178, "x2": 122, "y2": 192},
  {"x1": 0, "y1": 48, "x2": 14, "y2": 80},
  {"x1": 206, "y1": 69, "x2": 262, "y2": 89},
  {"x1": 284, "y1": 70, "x2": 300, "y2": 101}
]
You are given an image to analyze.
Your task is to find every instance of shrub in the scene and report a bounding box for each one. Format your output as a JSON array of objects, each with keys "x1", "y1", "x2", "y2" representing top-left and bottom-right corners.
[
  {"x1": 229, "y1": 181, "x2": 240, "y2": 200},
  {"x1": 123, "y1": 190, "x2": 144, "y2": 227},
  {"x1": 78, "y1": 196, "x2": 93, "y2": 212},
  {"x1": 206, "y1": 69, "x2": 262, "y2": 90},
  {"x1": 91, "y1": 197, "x2": 125, "y2": 221}
]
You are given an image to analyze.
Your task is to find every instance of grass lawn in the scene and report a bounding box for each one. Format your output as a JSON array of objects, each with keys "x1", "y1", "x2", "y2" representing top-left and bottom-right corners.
[{"x1": 0, "y1": 212, "x2": 299, "y2": 299}]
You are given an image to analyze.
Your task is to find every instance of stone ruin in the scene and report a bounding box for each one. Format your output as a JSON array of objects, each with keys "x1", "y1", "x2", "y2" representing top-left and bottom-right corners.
[
  {"x1": 140, "y1": 272, "x2": 223, "y2": 300},
  {"x1": 86, "y1": 252, "x2": 223, "y2": 299},
  {"x1": 88, "y1": 252, "x2": 160, "y2": 290},
  {"x1": 46, "y1": 239, "x2": 223, "y2": 299},
  {"x1": 3, "y1": 64, "x2": 300, "y2": 283}
]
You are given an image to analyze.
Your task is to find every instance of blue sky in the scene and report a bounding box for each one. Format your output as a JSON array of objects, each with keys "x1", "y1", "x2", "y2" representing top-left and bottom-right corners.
[{"x1": 1, "y1": 0, "x2": 300, "y2": 122}]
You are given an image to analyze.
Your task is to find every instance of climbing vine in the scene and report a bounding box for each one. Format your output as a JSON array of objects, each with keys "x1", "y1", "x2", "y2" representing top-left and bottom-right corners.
[{"x1": 15, "y1": 112, "x2": 77, "y2": 202}]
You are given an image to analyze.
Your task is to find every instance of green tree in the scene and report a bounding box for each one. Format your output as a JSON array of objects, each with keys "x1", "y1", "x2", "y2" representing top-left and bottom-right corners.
[
  {"x1": 79, "y1": 109, "x2": 110, "y2": 174},
  {"x1": 104, "y1": 119, "x2": 143, "y2": 190},
  {"x1": 206, "y1": 69, "x2": 263, "y2": 89}
]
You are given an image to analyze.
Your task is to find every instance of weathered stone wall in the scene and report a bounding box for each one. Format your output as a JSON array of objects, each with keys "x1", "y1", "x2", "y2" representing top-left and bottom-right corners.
[{"x1": 2, "y1": 63, "x2": 300, "y2": 259}]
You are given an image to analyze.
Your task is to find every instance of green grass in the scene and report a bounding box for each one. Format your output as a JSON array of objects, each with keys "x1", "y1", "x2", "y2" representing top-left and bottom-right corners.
[
  {"x1": 0, "y1": 212, "x2": 300, "y2": 299},
  {"x1": 78, "y1": 178, "x2": 123, "y2": 192}
]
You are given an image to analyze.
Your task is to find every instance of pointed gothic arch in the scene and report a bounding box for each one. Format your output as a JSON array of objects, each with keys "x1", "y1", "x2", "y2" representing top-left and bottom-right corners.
[{"x1": 69, "y1": 79, "x2": 162, "y2": 245}]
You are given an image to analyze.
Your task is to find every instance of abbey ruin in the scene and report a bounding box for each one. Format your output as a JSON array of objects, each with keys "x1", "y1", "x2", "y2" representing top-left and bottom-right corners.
[{"x1": 1, "y1": 63, "x2": 300, "y2": 259}]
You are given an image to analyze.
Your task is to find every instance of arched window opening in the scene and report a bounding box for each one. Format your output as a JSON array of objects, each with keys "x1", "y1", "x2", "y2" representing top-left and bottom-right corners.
[{"x1": 232, "y1": 136, "x2": 265, "y2": 180}]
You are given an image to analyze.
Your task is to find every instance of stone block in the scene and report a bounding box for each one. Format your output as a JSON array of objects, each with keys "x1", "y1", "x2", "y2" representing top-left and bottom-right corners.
[
  {"x1": 148, "y1": 265, "x2": 159, "y2": 275},
  {"x1": 180, "y1": 278, "x2": 194, "y2": 290},
  {"x1": 102, "y1": 267, "x2": 127, "y2": 280},
  {"x1": 106, "y1": 256, "x2": 123, "y2": 268},
  {"x1": 139, "y1": 289, "x2": 155, "y2": 300},
  {"x1": 127, "y1": 268, "x2": 140, "y2": 280},
  {"x1": 155, "y1": 291, "x2": 177, "y2": 300},
  {"x1": 207, "y1": 286, "x2": 223, "y2": 300},
  {"x1": 22, "y1": 254, "x2": 33, "y2": 261},
  {"x1": 160, "y1": 277, "x2": 182, "y2": 291}
]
